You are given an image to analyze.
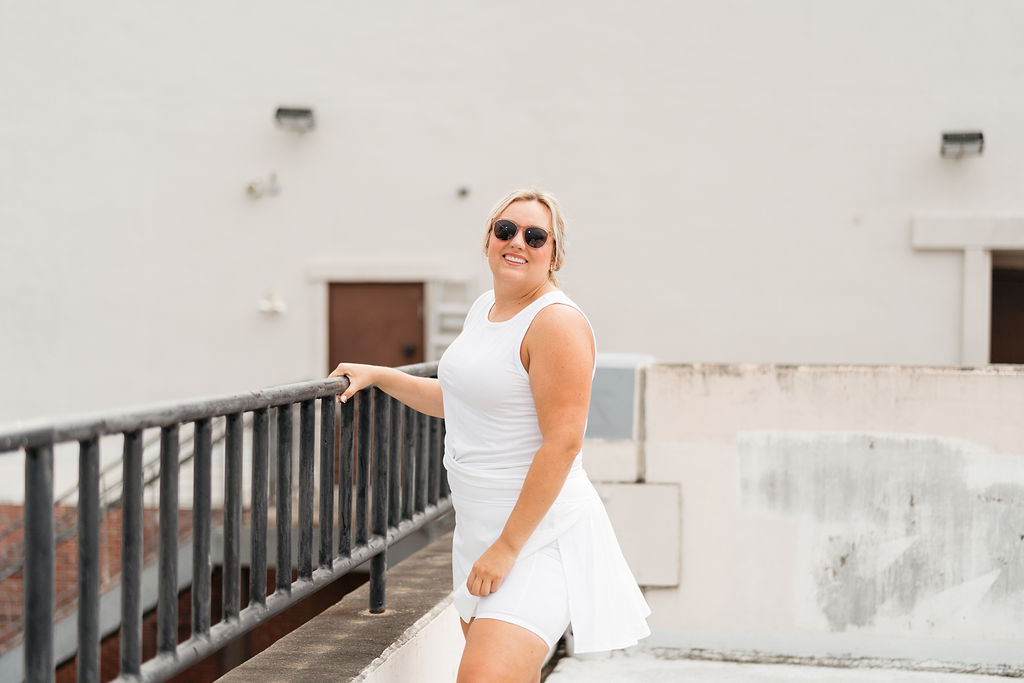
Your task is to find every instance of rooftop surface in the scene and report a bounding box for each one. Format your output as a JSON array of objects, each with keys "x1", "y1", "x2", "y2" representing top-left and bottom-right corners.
[{"x1": 547, "y1": 651, "x2": 1012, "y2": 682}]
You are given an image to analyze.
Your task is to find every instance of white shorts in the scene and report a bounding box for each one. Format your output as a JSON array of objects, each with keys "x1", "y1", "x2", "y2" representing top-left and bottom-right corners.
[{"x1": 469, "y1": 541, "x2": 571, "y2": 649}]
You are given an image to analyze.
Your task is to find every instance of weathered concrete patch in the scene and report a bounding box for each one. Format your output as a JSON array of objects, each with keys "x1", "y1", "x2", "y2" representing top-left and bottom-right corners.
[{"x1": 738, "y1": 431, "x2": 1024, "y2": 639}]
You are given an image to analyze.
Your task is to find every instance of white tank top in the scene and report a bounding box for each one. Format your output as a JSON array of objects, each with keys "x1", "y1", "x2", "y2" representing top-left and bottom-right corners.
[{"x1": 438, "y1": 289, "x2": 593, "y2": 470}]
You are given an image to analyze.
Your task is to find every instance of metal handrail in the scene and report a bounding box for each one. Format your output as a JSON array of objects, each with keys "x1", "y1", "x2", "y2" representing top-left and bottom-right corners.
[{"x1": 3, "y1": 362, "x2": 451, "y2": 683}]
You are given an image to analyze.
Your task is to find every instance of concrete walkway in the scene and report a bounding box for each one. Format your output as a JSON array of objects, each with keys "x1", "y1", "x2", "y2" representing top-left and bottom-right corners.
[
  {"x1": 547, "y1": 650, "x2": 1015, "y2": 682},
  {"x1": 217, "y1": 531, "x2": 458, "y2": 682}
]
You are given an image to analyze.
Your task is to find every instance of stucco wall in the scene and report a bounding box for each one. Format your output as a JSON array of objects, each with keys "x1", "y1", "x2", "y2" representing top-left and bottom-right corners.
[
  {"x1": 4, "y1": 2, "x2": 1024, "y2": 423},
  {"x1": 641, "y1": 363, "x2": 1024, "y2": 667}
]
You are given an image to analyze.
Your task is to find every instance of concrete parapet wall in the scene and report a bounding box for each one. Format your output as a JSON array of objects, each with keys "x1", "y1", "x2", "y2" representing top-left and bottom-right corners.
[
  {"x1": 640, "y1": 363, "x2": 1024, "y2": 669},
  {"x1": 356, "y1": 601, "x2": 462, "y2": 683}
]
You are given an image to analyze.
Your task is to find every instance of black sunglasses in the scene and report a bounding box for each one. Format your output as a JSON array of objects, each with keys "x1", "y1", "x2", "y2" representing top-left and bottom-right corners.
[{"x1": 492, "y1": 219, "x2": 550, "y2": 249}]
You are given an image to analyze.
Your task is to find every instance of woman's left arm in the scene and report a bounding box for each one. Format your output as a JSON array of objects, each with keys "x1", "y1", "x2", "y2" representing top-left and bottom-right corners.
[{"x1": 464, "y1": 303, "x2": 594, "y2": 597}]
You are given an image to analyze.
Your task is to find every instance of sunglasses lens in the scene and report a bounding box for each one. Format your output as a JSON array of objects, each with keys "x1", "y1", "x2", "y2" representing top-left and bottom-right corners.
[
  {"x1": 493, "y1": 220, "x2": 517, "y2": 241},
  {"x1": 524, "y1": 227, "x2": 548, "y2": 248},
  {"x1": 493, "y1": 220, "x2": 548, "y2": 248}
]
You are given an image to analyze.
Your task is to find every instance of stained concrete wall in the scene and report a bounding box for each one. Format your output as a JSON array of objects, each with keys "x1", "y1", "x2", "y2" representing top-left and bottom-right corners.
[{"x1": 641, "y1": 363, "x2": 1024, "y2": 669}]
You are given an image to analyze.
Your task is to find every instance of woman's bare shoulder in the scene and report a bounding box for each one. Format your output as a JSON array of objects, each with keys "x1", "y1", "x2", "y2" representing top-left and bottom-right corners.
[{"x1": 527, "y1": 302, "x2": 594, "y2": 353}]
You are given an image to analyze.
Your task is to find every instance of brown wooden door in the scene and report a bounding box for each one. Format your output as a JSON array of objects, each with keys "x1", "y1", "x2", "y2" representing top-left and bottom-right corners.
[
  {"x1": 328, "y1": 282, "x2": 425, "y2": 371},
  {"x1": 991, "y1": 268, "x2": 1024, "y2": 363}
]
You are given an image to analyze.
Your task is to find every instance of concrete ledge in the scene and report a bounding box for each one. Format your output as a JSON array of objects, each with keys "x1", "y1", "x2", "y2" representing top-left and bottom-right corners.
[
  {"x1": 355, "y1": 601, "x2": 463, "y2": 682},
  {"x1": 218, "y1": 531, "x2": 459, "y2": 682}
]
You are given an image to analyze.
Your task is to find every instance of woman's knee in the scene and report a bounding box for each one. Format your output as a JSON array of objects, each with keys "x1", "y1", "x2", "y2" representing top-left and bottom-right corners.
[{"x1": 456, "y1": 659, "x2": 499, "y2": 683}]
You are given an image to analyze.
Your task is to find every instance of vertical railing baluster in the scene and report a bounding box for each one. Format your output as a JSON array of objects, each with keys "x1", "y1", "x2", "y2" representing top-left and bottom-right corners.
[
  {"x1": 251, "y1": 408, "x2": 269, "y2": 607},
  {"x1": 438, "y1": 421, "x2": 449, "y2": 498},
  {"x1": 224, "y1": 413, "x2": 243, "y2": 622},
  {"x1": 401, "y1": 404, "x2": 415, "y2": 521},
  {"x1": 338, "y1": 398, "x2": 355, "y2": 559},
  {"x1": 157, "y1": 425, "x2": 179, "y2": 655},
  {"x1": 319, "y1": 397, "x2": 335, "y2": 569},
  {"x1": 268, "y1": 411, "x2": 278, "y2": 508},
  {"x1": 388, "y1": 398, "x2": 401, "y2": 527},
  {"x1": 77, "y1": 437, "x2": 100, "y2": 683},
  {"x1": 298, "y1": 399, "x2": 315, "y2": 580},
  {"x1": 193, "y1": 418, "x2": 212, "y2": 637},
  {"x1": 415, "y1": 412, "x2": 428, "y2": 513},
  {"x1": 24, "y1": 443, "x2": 55, "y2": 683},
  {"x1": 276, "y1": 405, "x2": 293, "y2": 592},
  {"x1": 428, "y1": 417, "x2": 441, "y2": 506},
  {"x1": 355, "y1": 394, "x2": 371, "y2": 547},
  {"x1": 370, "y1": 389, "x2": 390, "y2": 613},
  {"x1": 120, "y1": 431, "x2": 144, "y2": 676}
]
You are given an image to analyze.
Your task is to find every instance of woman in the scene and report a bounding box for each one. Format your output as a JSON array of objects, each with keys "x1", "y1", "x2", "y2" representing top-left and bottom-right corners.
[{"x1": 330, "y1": 189, "x2": 649, "y2": 682}]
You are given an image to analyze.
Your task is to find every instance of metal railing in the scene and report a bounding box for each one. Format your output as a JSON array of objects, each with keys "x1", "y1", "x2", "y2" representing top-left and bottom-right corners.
[
  {"x1": 0, "y1": 416, "x2": 236, "y2": 586},
  {"x1": 0, "y1": 362, "x2": 450, "y2": 683}
]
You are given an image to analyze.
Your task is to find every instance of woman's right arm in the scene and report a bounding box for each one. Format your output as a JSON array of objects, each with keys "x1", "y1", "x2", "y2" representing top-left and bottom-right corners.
[{"x1": 328, "y1": 363, "x2": 444, "y2": 418}]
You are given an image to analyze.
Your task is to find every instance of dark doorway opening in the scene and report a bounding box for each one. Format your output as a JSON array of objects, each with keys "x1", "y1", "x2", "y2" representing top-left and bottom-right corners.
[{"x1": 990, "y1": 257, "x2": 1024, "y2": 363}]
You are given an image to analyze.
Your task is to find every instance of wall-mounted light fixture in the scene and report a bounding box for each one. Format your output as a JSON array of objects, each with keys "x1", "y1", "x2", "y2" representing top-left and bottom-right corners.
[
  {"x1": 246, "y1": 172, "x2": 280, "y2": 198},
  {"x1": 940, "y1": 131, "x2": 983, "y2": 158},
  {"x1": 275, "y1": 107, "x2": 315, "y2": 133},
  {"x1": 258, "y1": 291, "x2": 288, "y2": 315}
]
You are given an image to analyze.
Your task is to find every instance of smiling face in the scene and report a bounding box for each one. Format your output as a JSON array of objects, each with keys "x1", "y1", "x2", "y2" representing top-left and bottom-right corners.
[{"x1": 486, "y1": 199, "x2": 555, "y2": 290}]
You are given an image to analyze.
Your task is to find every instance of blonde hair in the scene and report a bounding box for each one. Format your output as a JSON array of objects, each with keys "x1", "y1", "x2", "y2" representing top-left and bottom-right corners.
[{"x1": 483, "y1": 188, "x2": 567, "y2": 285}]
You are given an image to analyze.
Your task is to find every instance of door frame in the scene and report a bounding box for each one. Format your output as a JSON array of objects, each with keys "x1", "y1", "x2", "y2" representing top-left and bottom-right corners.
[
  {"x1": 913, "y1": 215, "x2": 1024, "y2": 365},
  {"x1": 307, "y1": 260, "x2": 473, "y2": 378}
]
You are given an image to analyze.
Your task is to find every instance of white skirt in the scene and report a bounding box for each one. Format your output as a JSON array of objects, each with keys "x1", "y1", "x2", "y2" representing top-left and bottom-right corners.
[{"x1": 444, "y1": 453, "x2": 651, "y2": 653}]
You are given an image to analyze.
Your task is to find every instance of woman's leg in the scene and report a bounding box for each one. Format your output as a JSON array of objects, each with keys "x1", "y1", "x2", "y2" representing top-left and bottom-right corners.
[{"x1": 457, "y1": 617, "x2": 548, "y2": 683}]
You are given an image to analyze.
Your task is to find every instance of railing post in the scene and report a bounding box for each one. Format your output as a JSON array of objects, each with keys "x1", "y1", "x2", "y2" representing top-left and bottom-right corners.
[
  {"x1": 77, "y1": 437, "x2": 101, "y2": 683},
  {"x1": 298, "y1": 399, "x2": 315, "y2": 580},
  {"x1": 355, "y1": 394, "x2": 371, "y2": 547},
  {"x1": 224, "y1": 413, "x2": 243, "y2": 622},
  {"x1": 193, "y1": 418, "x2": 212, "y2": 637},
  {"x1": 24, "y1": 443, "x2": 55, "y2": 683},
  {"x1": 319, "y1": 397, "x2": 336, "y2": 569},
  {"x1": 121, "y1": 430, "x2": 144, "y2": 676},
  {"x1": 415, "y1": 412, "x2": 428, "y2": 513},
  {"x1": 338, "y1": 399, "x2": 355, "y2": 559},
  {"x1": 276, "y1": 405, "x2": 293, "y2": 592},
  {"x1": 370, "y1": 389, "x2": 390, "y2": 614},
  {"x1": 157, "y1": 425, "x2": 180, "y2": 655},
  {"x1": 388, "y1": 398, "x2": 402, "y2": 527},
  {"x1": 250, "y1": 408, "x2": 269, "y2": 607},
  {"x1": 428, "y1": 417, "x2": 441, "y2": 506},
  {"x1": 401, "y1": 405, "x2": 415, "y2": 521}
]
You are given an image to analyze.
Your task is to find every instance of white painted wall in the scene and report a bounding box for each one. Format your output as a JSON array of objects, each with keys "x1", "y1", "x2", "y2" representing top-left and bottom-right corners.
[
  {"x1": 639, "y1": 363, "x2": 1024, "y2": 668},
  {"x1": 4, "y1": 1, "x2": 1024, "y2": 424}
]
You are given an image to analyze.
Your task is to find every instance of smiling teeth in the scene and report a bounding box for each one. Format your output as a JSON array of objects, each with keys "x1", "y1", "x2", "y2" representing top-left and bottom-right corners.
[{"x1": 505, "y1": 255, "x2": 526, "y2": 264}]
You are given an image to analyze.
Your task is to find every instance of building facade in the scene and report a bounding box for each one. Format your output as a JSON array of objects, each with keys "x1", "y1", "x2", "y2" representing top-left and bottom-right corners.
[{"x1": 3, "y1": 1, "x2": 1024, "y2": 424}]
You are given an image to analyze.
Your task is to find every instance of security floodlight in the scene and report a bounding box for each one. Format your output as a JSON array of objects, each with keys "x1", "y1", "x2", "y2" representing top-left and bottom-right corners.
[
  {"x1": 275, "y1": 107, "x2": 315, "y2": 133},
  {"x1": 940, "y1": 131, "x2": 983, "y2": 158}
]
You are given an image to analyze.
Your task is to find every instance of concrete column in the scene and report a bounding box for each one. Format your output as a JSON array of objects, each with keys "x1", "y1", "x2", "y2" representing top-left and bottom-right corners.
[{"x1": 961, "y1": 247, "x2": 991, "y2": 366}]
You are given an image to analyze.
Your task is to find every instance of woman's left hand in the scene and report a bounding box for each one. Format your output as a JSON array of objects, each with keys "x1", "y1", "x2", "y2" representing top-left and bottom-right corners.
[{"x1": 466, "y1": 538, "x2": 518, "y2": 597}]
